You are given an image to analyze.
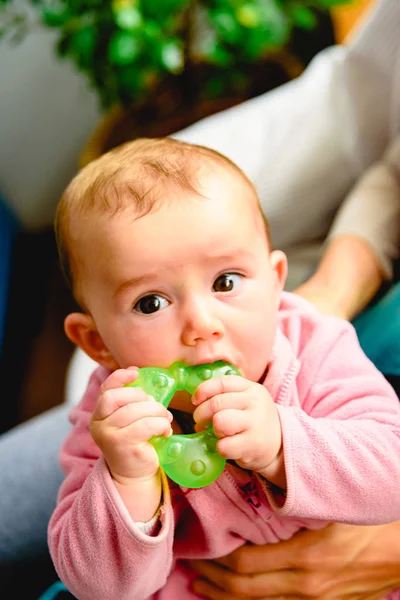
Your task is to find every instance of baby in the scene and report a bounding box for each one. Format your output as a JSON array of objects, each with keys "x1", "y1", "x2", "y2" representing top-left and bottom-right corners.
[{"x1": 49, "y1": 137, "x2": 400, "y2": 600}]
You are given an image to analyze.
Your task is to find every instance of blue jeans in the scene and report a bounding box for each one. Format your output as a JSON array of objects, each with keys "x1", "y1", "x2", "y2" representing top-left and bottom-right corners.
[
  {"x1": 354, "y1": 282, "x2": 400, "y2": 377},
  {"x1": 0, "y1": 405, "x2": 71, "y2": 562},
  {"x1": 0, "y1": 195, "x2": 18, "y2": 356}
]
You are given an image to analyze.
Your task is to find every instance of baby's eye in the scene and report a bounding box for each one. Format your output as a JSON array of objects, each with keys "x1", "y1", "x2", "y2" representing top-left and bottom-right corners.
[
  {"x1": 213, "y1": 273, "x2": 242, "y2": 293},
  {"x1": 134, "y1": 294, "x2": 169, "y2": 314}
]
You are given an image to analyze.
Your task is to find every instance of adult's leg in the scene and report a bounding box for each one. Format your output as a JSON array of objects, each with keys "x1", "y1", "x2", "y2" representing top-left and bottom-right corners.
[
  {"x1": 0, "y1": 404, "x2": 71, "y2": 562},
  {"x1": 354, "y1": 282, "x2": 400, "y2": 378}
]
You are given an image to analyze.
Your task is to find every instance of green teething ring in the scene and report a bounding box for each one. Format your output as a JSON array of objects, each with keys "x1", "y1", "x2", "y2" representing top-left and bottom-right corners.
[{"x1": 126, "y1": 361, "x2": 241, "y2": 488}]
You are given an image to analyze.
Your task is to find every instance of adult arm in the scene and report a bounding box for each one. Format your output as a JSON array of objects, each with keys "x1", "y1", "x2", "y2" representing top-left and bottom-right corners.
[
  {"x1": 295, "y1": 236, "x2": 383, "y2": 320},
  {"x1": 296, "y1": 136, "x2": 400, "y2": 319}
]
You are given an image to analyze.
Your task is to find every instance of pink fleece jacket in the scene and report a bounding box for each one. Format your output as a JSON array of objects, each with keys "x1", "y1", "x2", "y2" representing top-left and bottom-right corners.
[{"x1": 48, "y1": 292, "x2": 400, "y2": 600}]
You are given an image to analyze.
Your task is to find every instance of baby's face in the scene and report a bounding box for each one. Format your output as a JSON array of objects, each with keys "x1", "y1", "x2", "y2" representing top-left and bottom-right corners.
[{"x1": 77, "y1": 168, "x2": 286, "y2": 386}]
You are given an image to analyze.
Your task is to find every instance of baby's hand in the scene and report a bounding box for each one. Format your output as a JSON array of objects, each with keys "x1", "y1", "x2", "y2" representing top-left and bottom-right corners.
[
  {"x1": 192, "y1": 376, "x2": 284, "y2": 484},
  {"x1": 90, "y1": 368, "x2": 173, "y2": 484}
]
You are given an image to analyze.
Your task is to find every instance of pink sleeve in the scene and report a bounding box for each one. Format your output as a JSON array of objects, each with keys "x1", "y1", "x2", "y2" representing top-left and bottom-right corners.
[
  {"x1": 270, "y1": 322, "x2": 400, "y2": 524},
  {"x1": 48, "y1": 367, "x2": 175, "y2": 600}
]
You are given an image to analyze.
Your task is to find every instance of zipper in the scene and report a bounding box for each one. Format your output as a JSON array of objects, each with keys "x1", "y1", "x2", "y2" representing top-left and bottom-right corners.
[
  {"x1": 276, "y1": 359, "x2": 300, "y2": 405},
  {"x1": 238, "y1": 479, "x2": 262, "y2": 512},
  {"x1": 222, "y1": 468, "x2": 262, "y2": 514}
]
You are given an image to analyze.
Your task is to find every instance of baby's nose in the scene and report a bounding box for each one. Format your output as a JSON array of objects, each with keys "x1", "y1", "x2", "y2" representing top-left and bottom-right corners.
[{"x1": 181, "y1": 300, "x2": 224, "y2": 346}]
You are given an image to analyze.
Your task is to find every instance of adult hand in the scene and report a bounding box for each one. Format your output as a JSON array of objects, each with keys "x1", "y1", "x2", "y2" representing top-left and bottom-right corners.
[{"x1": 188, "y1": 521, "x2": 400, "y2": 599}]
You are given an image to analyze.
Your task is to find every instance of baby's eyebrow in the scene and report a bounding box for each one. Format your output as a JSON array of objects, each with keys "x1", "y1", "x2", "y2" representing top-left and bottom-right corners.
[
  {"x1": 203, "y1": 249, "x2": 254, "y2": 262},
  {"x1": 113, "y1": 274, "x2": 155, "y2": 298}
]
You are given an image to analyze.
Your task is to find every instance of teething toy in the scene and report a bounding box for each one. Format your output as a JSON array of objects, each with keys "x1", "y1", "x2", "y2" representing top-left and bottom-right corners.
[{"x1": 126, "y1": 361, "x2": 241, "y2": 488}]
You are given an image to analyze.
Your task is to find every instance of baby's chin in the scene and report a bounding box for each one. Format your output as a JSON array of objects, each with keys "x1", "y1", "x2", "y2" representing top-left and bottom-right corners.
[{"x1": 246, "y1": 361, "x2": 270, "y2": 385}]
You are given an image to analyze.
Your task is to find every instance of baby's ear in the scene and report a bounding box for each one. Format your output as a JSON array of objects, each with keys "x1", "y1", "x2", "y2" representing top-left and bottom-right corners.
[
  {"x1": 270, "y1": 250, "x2": 288, "y2": 297},
  {"x1": 64, "y1": 312, "x2": 118, "y2": 370}
]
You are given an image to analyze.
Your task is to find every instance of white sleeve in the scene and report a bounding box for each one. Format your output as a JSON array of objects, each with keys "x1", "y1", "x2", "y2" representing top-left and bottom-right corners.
[
  {"x1": 173, "y1": 0, "x2": 400, "y2": 264},
  {"x1": 328, "y1": 135, "x2": 400, "y2": 278},
  {"x1": 135, "y1": 510, "x2": 161, "y2": 535}
]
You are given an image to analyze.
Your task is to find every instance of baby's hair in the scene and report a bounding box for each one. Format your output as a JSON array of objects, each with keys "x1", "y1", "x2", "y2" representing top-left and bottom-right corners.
[{"x1": 54, "y1": 137, "x2": 270, "y2": 295}]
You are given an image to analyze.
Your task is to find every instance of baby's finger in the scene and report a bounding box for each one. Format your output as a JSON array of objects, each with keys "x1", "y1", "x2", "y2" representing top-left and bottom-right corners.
[
  {"x1": 106, "y1": 401, "x2": 173, "y2": 429},
  {"x1": 192, "y1": 376, "x2": 249, "y2": 407},
  {"x1": 100, "y1": 367, "x2": 139, "y2": 392},
  {"x1": 212, "y1": 409, "x2": 248, "y2": 439},
  {"x1": 127, "y1": 416, "x2": 173, "y2": 442},
  {"x1": 193, "y1": 392, "x2": 249, "y2": 425},
  {"x1": 94, "y1": 386, "x2": 150, "y2": 420},
  {"x1": 216, "y1": 432, "x2": 248, "y2": 461}
]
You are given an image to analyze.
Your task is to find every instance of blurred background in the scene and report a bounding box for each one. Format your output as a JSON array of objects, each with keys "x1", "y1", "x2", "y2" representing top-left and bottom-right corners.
[{"x1": 0, "y1": 0, "x2": 374, "y2": 435}]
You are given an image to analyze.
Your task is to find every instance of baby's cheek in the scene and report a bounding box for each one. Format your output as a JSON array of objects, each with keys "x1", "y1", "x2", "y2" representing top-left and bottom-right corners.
[{"x1": 243, "y1": 330, "x2": 275, "y2": 380}]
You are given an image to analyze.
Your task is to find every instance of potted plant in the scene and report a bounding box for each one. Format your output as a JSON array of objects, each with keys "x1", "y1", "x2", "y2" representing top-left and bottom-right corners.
[{"x1": 1, "y1": 0, "x2": 353, "y2": 160}]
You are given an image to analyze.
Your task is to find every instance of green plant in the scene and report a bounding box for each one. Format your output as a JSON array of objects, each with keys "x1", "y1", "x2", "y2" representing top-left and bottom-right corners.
[{"x1": 0, "y1": 0, "x2": 353, "y2": 109}]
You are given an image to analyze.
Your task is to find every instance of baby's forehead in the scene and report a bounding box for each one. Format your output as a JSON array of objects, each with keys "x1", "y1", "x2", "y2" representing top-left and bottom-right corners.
[
  {"x1": 71, "y1": 171, "x2": 266, "y2": 300},
  {"x1": 72, "y1": 155, "x2": 259, "y2": 245},
  {"x1": 199, "y1": 166, "x2": 261, "y2": 218},
  {"x1": 195, "y1": 157, "x2": 254, "y2": 192}
]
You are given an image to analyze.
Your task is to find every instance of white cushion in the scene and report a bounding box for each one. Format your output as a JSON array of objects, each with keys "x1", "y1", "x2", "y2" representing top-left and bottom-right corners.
[{"x1": 65, "y1": 348, "x2": 98, "y2": 406}]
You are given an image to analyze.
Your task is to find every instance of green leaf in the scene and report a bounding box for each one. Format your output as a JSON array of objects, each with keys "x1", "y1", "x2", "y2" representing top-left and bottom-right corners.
[
  {"x1": 288, "y1": 4, "x2": 317, "y2": 30},
  {"x1": 41, "y1": 5, "x2": 71, "y2": 27},
  {"x1": 68, "y1": 26, "x2": 96, "y2": 69},
  {"x1": 114, "y1": 6, "x2": 142, "y2": 31},
  {"x1": 141, "y1": 0, "x2": 190, "y2": 21},
  {"x1": 316, "y1": 0, "x2": 354, "y2": 7},
  {"x1": 108, "y1": 30, "x2": 140, "y2": 65},
  {"x1": 212, "y1": 8, "x2": 242, "y2": 44},
  {"x1": 160, "y1": 40, "x2": 184, "y2": 73},
  {"x1": 236, "y1": 3, "x2": 261, "y2": 28},
  {"x1": 202, "y1": 41, "x2": 234, "y2": 68},
  {"x1": 142, "y1": 20, "x2": 162, "y2": 42},
  {"x1": 117, "y1": 64, "x2": 143, "y2": 93},
  {"x1": 254, "y1": 0, "x2": 291, "y2": 50}
]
